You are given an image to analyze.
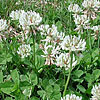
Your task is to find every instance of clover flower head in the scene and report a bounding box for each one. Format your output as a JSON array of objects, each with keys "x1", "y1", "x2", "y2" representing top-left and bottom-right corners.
[
  {"x1": 10, "y1": 10, "x2": 26, "y2": 20},
  {"x1": 27, "y1": 10, "x2": 42, "y2": 26},
  {"x1": 82, "y1": 0, "x2": 94, "y2": 8},
  {"x1": 17, "y1": 44, "x2": 31, "y2": 58},
  {"x1": 56, "y1": 53, "x2": 77, "y2": 70},
  {"x1": 39, "y1": 24, "x2": 64, "y2": 42},
  {"x1": 61, "y1": 35, "x2": 86, "y2": 51},
  {"x1": 56, "y1": 31, "x2": 65, "y2": 41},
  {"x1": 41, "y1": 44, "x2": 54, "y2": 65},
  {"x1": 90, "y1": 98, "x2": 99, "y2": 100},
  {"x1": 38, "y1": 24, "x2": 50, "y2": 35},
  {"x1": 48, "y1": 24, "x2": 58, "y2": 36},
  {"x1": 82, "y1": 0, "x2": 100, "y2": 10},
  {"x1": 0, "y1": 19, "x2": 8, "y2": 31},
  {"x1": 91, "y1": 25, "x2": 100, "y2": 40},
  {"x1": 50, "y1": 25, "x2": 65, "y2": 40},
  {"x1": 39, "y1": 24, "x2": 58, "y2": 37},
  {"x1": 16, "y1": 0, "x2": 21, "y2": 5},
  {"x1": 61, "y1": 94, "x2": 82, "y2": 100},
  {"x1": 73, "y1": 14, "x2": 90, "y2": 32},
  {"x1": 41, "y1": 43, "x2": 60, "y2": 65},
  {"x1": 68, "y1": 4, "x2": 82, "y2": 13},
  {"x1": 10, "y1": 10, "x2": 29, "y2": 30},
  {"x1": 19, "y1": 12, "x2": 30, "y2": 30},
  {"x1": 91, "y1": 25, "x2": 100, "y2": 32},
  {"x1": 82, "y1": 0, "x2": 100, "y2": 20},
  {"x1": 90, "y1": 84, "x2": 100, "y2": 100},
  {"x1": 10, "y1": 10, "x2": 42, "y2": 30},
  {"x1": 20, "y1": 30, "x2": 29, "y2": 41},
  {"x1": 39, "y1": 24, "x2": 65, "y2": 65},
  {"x1": 94, "y1": 0, "x2": 100, "y2": 10}
]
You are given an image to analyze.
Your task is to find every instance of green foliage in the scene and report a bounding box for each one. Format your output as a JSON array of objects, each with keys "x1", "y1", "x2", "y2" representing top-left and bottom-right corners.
[
  {"x1": 37, "y1": 79, "x2": 61, "y2": 100},
  {"x1": 0, "y1": 0, "x2": 100, "y2": 100}
]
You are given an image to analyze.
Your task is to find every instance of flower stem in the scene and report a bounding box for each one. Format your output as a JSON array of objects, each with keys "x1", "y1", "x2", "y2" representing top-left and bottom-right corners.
[
  {"x1": 32, "y1": 32, "x2": 36, "y2": 68},
  {"x1": 30, "y1": 26, "x2": 36, "y2": 68},
  {"x1": 63, "y1": 68, "x2": 65, "y2": 84},
  {"x1": 88, "y1": 30, "x2": 92, "y2": 50},
  {"x1": 98, "y1": 32, "x2": 100, "y2": 49},
  {"x1": 63, "y1": 52, "x2": 73, "y2": 97}
]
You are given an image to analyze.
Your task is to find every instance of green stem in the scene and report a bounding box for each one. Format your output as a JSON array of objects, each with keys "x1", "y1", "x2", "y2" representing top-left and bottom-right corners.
[
  {"x1": 98, "y1": 32, "x2": 100, "y2": 49},
  {"x1": 33, "y1": 32, "x2": 36, "y2": 68},
  {"x1": 63, "y1": 52, "x2": 73, "y2": 97},
  {"x1": 88, "y1": 30, "x2": 92, "y2": 50},
  {"x1": 2, "y1": 36, "x2": 9, "y2": 63},
  {"x1": 63, "y1": 68, "x2": 65, "y2": 84},
  {"x1": 31, "y1": 26, "x2": 36, "y2": 68},
  {"x1": 1, "y1": 92, "x2": 4, "y2": 100}
]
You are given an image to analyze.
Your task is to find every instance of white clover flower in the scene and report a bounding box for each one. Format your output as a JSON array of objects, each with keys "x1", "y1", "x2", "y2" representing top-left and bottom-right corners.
[
  {"x1": 41, "y1": 44, "x2": 60, "y2": 65},
  {"x1": 82, "y1": 0, "x2": 100, "y2": 10},
  {"x1": 38, "y1": 24, "x2": 50, "y2": 35},
  {"x1": 27, "y1": 11, "x2": 42, "y2": 26},
  {"x1": 19, "y1": 11, "x2": 42, "y2": 30},
  {"x1": 40, "y1": 0, "x2": 48, "y2": 4},
  {"x1": 94, "y1": 0, "x2": 100, "y2": 10},
  {"x1": 16, "y1": 0, "x2": 21, "y2": 5},
  {"x1": 10, "y1": 10, "x2": 29, "y2": 30},
  {"x1": 10, "y1": 10, "x2": 26, "y2": 20},
  {"x1": 68, "y1": 4, "x2": 82, "y2": 13},
  {"x1": 19, "y1": 12, "x2": 30, "y2": 30},
  {"x1": 39, "y1": 24, "x2": 65, "y2": 65},
  {"x1": 82, "y1": 0, "x2": 100, "y2": 20},
  {"x1": 91, "y1": 25, "x2": 100, "y2": 40},
  {"x1": 20, "y1": 30, "x2": 29, "y2": 41},
  {"x1": 10, "y1": 10, "x2": 42, "y2": 30},
  {"x1": 91, "y1": 26, "x2": 100, "y2": 32},
  {"x1": 57, "y1": 31, "x2": 65, "y2": 41},
  {"x1": 82, "y1": 0, "x2": 94, "y2": 8},
  {"x1": 90, "y1": 84, "x2": 100, "y2": 100},
  {"x1": 61, "y1": 94, "x2": 82, "y2": 100},
  {"x1": 38, "y1": 24, "x2": 64, "y2": 41},
  {"x1": 61, "y1": 35, "x2": 86, "y2": 51},
  {"x1": 73, "y1": 14, "x2": 90, "y2": 32},
  {"x1": 49, "y1": 25, "x2": 65, "y2": 41},
  {"x1": 0, "y1": 19, "x2": 8, "y2": 31},
  {"x1": 17, "y1": 44, "x2": 31, "y2": 58},
  {"x1": 56, "y1": 53, "x2": 77, "y2": 70},
  {"x1": 91, "y1": 98, "x2": 99, "y2": 100},
  {"x1": 39, "y1": 24, "x2": 58, "y2": 36},
  {"x1": 41, "y1": 36, "x2": 53, "y2": 44},
  {"x1": 48, "y1": 24, "x2": 59, "y2": 36}
]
